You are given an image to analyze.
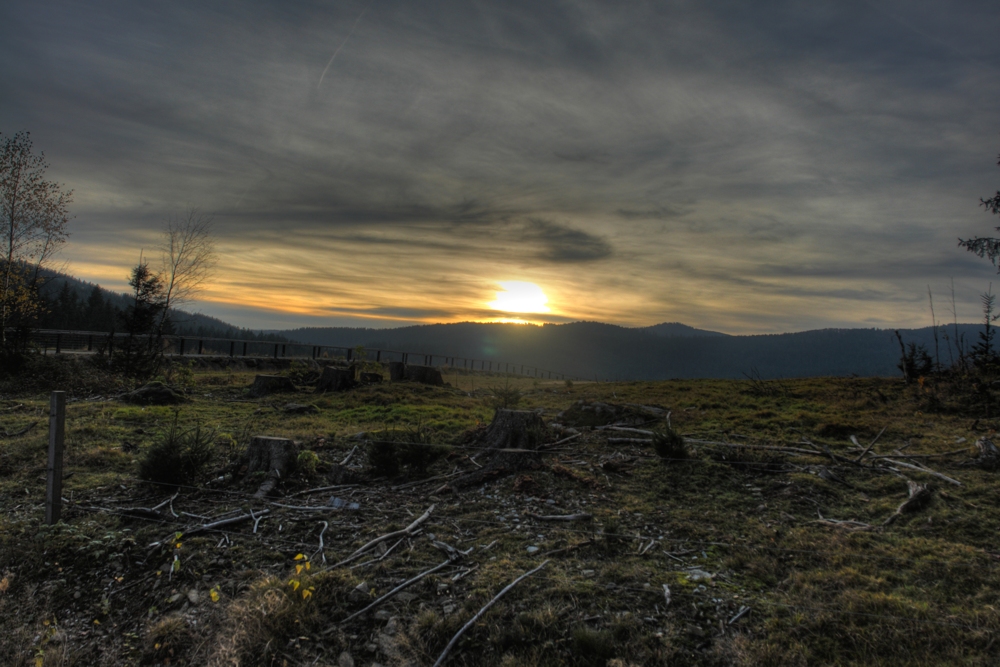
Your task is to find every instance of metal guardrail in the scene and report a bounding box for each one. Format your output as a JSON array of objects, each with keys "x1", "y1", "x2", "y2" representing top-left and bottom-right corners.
[{"x1": 25, "y1": 329, "x2": 576, "y2": 380}]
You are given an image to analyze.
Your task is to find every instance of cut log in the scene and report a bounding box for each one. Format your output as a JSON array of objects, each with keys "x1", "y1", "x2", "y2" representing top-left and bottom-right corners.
[
  {"x1": 388, "y1": 362, "x2": 406, "y2": 381},
  {"x1": 443, "y1": 409, "x2": 547, "y2": 490},
  {"x1": 404, "y1": 365, "x2": 444, "y2": 386},
  {"x1": 883, "y1": 480, "x2": 933, "y2": 526},
  {"x1": 248, "y1": 375, "x2": 297, "y2": 398},
  {"x1": 973, "y1": 437, "x2": 1000, "y2": 471},
  {"x1": 315, "y1": 365, "x2": 356, "y2": 393},
  {"x1": 241, "y1": 436, "x2": 299, "y2": 498}
]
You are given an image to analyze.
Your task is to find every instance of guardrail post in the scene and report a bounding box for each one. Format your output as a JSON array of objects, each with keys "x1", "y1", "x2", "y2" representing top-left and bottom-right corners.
[
  {"x1": 229, "y1": 341, "x2": 235, "y2": 357},
  {"x1": 376, "y1": 350, "x2": 381, "y2": 362},
  {"x1": 242, "y1": 342, "x2": 248, "y2": 356},
  {"x1": 178, "y1": 338, "x2": 186, "y2": 355},
  {"x1": 54, "y1": 334, "x2": 61, "y2": 354},
  {"x1": 347, "y1": 348, "x2": 352, "y2": 362},
  {"x1": 273, "y1": 343, "x2": 279, "y2": 359},
  {"x1": 45, "y1": 391, "x2": 66, "y2": 525},
  {"x1": 198, "y1": 340, "x2": 204, "y2": 355},
  {"x1": 87, "y1": 335, "x2": 93, "y2": 352}
]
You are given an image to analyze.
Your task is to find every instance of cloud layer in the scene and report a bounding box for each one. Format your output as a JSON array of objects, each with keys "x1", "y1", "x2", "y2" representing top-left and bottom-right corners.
[{"x1": 3, "y1": 0, "x2": 1000, "y2": 332}]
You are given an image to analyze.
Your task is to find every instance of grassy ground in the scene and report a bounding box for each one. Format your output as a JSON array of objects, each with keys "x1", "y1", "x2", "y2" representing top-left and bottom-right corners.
[{"x1": 0, "y1": 359, "x2": 998, "y2": 666}]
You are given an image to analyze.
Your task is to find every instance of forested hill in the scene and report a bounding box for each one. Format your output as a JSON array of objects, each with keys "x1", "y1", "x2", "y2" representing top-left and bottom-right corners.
[
  {"x1": 279, "y1": 320, "x2": 983, "y2": 380},
  {"x1": 35, "y1": 270, "x2": 286, "y2": 341}
]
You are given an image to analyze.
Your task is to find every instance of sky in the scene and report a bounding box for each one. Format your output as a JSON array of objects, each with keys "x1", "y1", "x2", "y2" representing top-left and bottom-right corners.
[{"x1": 3, "y1": 0, "x2": 1000, "y2": 333}]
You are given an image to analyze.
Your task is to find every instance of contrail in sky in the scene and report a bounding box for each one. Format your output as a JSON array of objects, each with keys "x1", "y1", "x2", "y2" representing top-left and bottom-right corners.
[{"x1": 317, "y1": 0, "x2": 374, "y2": 88}]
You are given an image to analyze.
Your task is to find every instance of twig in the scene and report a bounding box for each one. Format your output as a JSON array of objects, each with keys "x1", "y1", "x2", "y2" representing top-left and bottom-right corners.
[
  {"x1": 869, "y1": 449, "x2": 968, "y2": 460},
  {"x1": 330, "y1": 504, "x2": 435, "y2": 568},
  {"x1": 1, "y1": 421, "x2": 38, "y2": 439},
  {"x1": 432, "y1": 560, "x2": 550, "y2": 667},
  {"x1": 728, "y1": 606, "x2": 751, "y2": 625},
  {"x1": 340, "y1": 559, "x2": 454, "y2": 625},
  {"x1": 607, "y1": 437, "x2": 653, "y2": 444},
  {"x1": 314, "y1": 521, "x2": 329, "y2": 564},
  {"x1": 854, "y1": 427, "x2": 886, "y2": 463}
]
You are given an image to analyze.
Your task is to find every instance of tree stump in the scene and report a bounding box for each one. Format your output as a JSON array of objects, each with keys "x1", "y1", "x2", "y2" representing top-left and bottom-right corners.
[
  {"x1": 974, "y1": 437, "x2": 1000, "y2": 470},
  {"x1": 315, "y1": 365, "x2": 356, "y2": 393},
  {"x1": 388, "y1": 362, "x2": 405, "y2": 381},
  {"x1": 444, "y1": 409, "x2": 547, "y2": 490},
  {"x1": 360, "y1": 372, "x2": 383, "y2": 383},
  {"x1": 241, "y1": 436, "x2": 299, "y2": 498},
  {"x1": 404, "y1": 365, "x2": 444, "y2": 386},
  {"x1": 248, "y1": 374, "x2": 297, "y2": 398}
]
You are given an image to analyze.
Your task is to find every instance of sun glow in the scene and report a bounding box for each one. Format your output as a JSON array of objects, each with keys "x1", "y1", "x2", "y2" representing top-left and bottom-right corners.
[{"x1": 488, "y1": 281, "x2": 551, "y2": 313}]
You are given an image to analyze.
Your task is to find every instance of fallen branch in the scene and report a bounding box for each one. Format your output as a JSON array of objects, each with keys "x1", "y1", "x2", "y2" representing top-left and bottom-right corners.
[
  {"x1": 598, "y1": 426, "x2": 654, "y2": 436},
  {"x1": 432, "y1": 560, "x2": 550, "y2": 667},
  {"x1": 525, "y1": 512, "x2": 594, "y2": 522},
  {"x1": 879, "y1": 458, "x2": 961, "y2": 486},
  {"x1": 340, "y1": 445, "x2": 359, "y2": 466},
  {"x1": 330, "y1": 504, "x2": 435, "y2": 568},
  {"x1": 869, "y1": 449, "x2": 968, "y2": 460},
  {"x1": 854, "y1": 427, "x2": 886, "y2": 463},
  {"x1": 883, "y1": 481, "x2": 934, "y2": 526},
  {"x1": 607, "y1": 437, "x2": 653, "y2": 444},
  {"x1": 538, "y1": 432, "x2": 583, "y2": 450},
  {"x1": 288, "y1": 483, "x2": 358, "y2": 498},
  {"x1": 186, "y1": 509, "x2": 270, "y2": 537},
  {"x1": 1, "y1": 421, "x2": 38, "y2": 439},
  {"x1": 340, "y1": 558, "x2": 454, "y2": 625}
]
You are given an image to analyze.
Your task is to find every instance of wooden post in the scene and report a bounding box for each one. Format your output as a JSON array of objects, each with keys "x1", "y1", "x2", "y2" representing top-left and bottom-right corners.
[
  {"x1": 87, "y1": 334, "x2": 93, "y2": 352},
  {"x1": 45, "y1": 391, "x2": 66, "y2": 525},
  {"x1": 198, "y1": 339, "x2": 204, "y2": 355},
  {"x1": 243, "y1": 341, "x2": 248, "y2": 356},
  {"x1": 179, "y1": 338, "x2": 186, "y2": 355},
  {"x1": 376, "y1": 350, "x2": 381, "y2": 362},
  {"x1": 273, "y1": 343, "x2": 279, "y2": 359},
  {"x1": 230, "y1": 340, "x2": 235, "y2": 357},
  {"x1": 55, "y1": 334, "x2": 62, "y2": 354}
]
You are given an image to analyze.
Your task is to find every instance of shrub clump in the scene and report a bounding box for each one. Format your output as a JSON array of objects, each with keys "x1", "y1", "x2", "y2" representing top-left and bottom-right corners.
[
  {"x1": 138, "y1": 414, "x2": 215, "y2": 488},
  {"x1": 652, "y1": 426, "x2": 687, "y2": 461}
]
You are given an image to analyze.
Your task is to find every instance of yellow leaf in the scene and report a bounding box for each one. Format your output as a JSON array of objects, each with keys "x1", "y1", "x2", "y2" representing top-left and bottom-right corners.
[
  {"x1": 155, "y1": 643, "x2": 161, "y2": 650},
  {"x1": 35, "y1": 658, "x2": 43, "y2": 667},
  {"x1": 305, "y1": 562, "x2": 311, "y2": 571},
  {"x1": 294, "y1": 554, "x2": 305, "y2": 561},
  {"x1": 175, "y1": 543, "x2": 182, "y2": 549},
  {"x1": 93, "y1": 619, "x2": 100, "y2": 625},
  {"x1": 290, "y1": 580, "x2": 300, "y2": 591},
  {"x1": 210, "y1": 589, "x2": 220, "y2": 603},
  {"x1": 302, "y1": 589, "x2": 312, "y2": 600},
  {"x1": 295, "y1": 565, "x2": 303, "y2": 575}
]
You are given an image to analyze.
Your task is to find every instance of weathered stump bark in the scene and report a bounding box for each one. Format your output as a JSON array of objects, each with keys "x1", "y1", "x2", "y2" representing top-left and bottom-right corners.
[
  {"x1": 248, "y1": 374, "x2": 297, "y2": 398},
  {"x1": 241, "y1": 436, "x2": 299, "y2": 498},
  {"x1": 404, "y1": 365, "x2": 444, "y2": 386},
  {"x1": 445, "y1": 409, "x2": 547, "y2": 490},
  {"x1": 388, "y1": 362, "x2": 406, "y2": 381},
  {"x1": 315, "y1": 365, "x2": 356, "y2": 393}
]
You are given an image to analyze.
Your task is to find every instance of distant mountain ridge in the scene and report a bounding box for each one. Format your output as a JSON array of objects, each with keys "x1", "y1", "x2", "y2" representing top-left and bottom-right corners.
[{"x1": 278, "y1": 320, "x2": 980, "y2": 381}]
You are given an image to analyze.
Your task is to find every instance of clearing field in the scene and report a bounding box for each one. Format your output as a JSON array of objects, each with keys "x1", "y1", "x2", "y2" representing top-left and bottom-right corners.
[{"x1": 1, "y1": 361, "x2": 998, "y2": 666}]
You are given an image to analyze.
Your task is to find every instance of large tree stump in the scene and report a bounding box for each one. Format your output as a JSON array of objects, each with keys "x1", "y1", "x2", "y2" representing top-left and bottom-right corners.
[
  {"x1": 444, "y1": 409, "x2": 547, "y2": 490},
  {"x1": 248, "y1": 374, "x2": 297, "y2": 398},
  {"x1": 315, "y1": 365, "x2": 356, "y2": 393},
  {"x1": 974, "y1": 437, "x2": 1000, "y2": 471},
  {"x1": 241, "y1": 436, "x2": 299, "y2": 498},
  {"x1": 388, "y1": 362, "x2": 406, "y2": 381},
  {"x1": 404, "y1": 365, "x2": 444, "y2": 386}
]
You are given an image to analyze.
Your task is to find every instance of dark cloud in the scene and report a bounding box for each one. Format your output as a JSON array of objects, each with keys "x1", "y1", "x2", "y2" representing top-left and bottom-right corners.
[{"x1": 522, "y1": 219, "x2": 612, "y2": 263}]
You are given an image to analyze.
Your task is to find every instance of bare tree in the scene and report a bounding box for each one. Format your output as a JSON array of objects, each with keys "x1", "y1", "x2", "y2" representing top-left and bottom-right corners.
[
  {"x1": 0, "y1": 131, "x2": 72, "y2": 349},
  {"x1": 156, "y1": 209, "x2": 217, "y2": 334}
]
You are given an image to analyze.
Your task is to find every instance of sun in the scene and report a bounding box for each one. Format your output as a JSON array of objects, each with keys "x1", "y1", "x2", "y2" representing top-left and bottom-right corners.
[{"x1": 488, "y1": 281, "x2": 551, "y2": 314}]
